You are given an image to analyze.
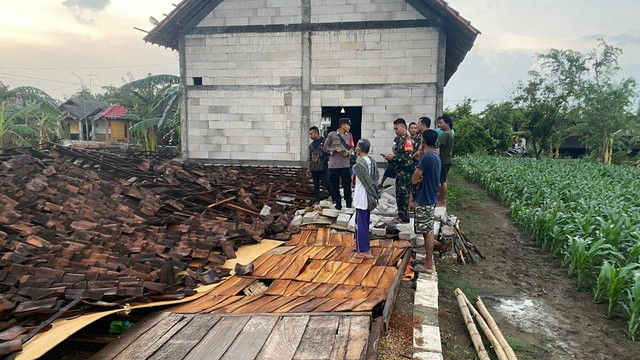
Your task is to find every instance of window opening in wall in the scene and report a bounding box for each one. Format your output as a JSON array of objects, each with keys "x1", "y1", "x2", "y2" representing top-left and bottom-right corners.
[
  {"x1": 193, "y1": 77, "x2": 203, "y2": 86},
  {"x1": 321, "y1": 106, "x2": 362, "y2": 145}
]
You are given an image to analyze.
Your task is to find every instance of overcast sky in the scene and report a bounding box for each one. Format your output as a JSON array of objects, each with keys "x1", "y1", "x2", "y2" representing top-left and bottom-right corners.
[{"x1": 1, "y1": 0, "x2": 639, "y2": 111}]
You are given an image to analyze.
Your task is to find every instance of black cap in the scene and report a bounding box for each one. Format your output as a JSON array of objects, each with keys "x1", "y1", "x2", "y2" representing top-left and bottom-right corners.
[{"x1": 339, "y1": 118, "x2": 352, "y2": 126}]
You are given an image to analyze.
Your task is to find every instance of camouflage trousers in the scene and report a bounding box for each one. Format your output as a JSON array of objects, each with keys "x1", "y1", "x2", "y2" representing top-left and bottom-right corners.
[
  {"x1": 395, "y1": 167, "x2": 412, "y2": 222},
  {"x1": 414, "y1": 204, "x2": 436, "y2": 234}
]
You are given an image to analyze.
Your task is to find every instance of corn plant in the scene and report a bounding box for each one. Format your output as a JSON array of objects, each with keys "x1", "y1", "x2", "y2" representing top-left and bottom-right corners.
[
  {"x1": 623, "y1": 273, "x2": 640, "y2": 340},
  {"x1": 457, "y1": 156, "x2": 640, "y2": 339}
]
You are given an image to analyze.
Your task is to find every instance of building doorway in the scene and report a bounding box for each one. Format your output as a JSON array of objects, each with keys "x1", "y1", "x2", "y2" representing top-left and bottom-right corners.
[{"x1": 321, "y1": 106, "x2": 362, "y2": 145}]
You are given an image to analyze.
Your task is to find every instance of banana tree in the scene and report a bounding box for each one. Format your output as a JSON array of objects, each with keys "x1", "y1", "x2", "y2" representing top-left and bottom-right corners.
[
  {"x1": 0, "y1": 86, "x2": 60, "y2": 147},
  {"x1": 106, "y1": 74, "x2": 181, "y2": 151}
]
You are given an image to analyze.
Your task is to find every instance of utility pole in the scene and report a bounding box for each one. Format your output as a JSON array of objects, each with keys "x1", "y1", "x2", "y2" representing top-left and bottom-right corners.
[
  {"x1": 88, "y1": 74, "x2": 96, "y2": 91},
  {"x1": 71, "y1": 72, "x2": 88, "y2": 141}
]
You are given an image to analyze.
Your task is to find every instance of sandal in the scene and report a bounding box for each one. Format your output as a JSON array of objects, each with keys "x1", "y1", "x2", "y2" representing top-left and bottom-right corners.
[
  {"x1": 354, "y1": 252, "x2": 374, "y2": 259},
  {"x1": 411, "y1": 263, "x2": 433, "y2": 274}
]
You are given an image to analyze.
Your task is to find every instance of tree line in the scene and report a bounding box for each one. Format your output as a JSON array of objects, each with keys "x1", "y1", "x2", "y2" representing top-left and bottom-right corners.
[{"x1": 448, "y1": 40, "x2": 640, "y2": 165}]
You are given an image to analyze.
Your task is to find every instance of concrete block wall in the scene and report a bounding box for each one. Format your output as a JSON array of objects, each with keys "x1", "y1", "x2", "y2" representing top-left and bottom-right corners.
[
  {"x1": 311, "y1": 28, "x2": 439, "y2": 85},
  {"x1": 310, "y1": 0, "x2": 424, "y2": 23},
  {"x1": 198, "y1": 0, "x2": 302, "y2": 26},
  {"x1": 186, "y1": 89, "x2": 302, "y2": 161},
  {"x1": 310, "y1": 84, "x2": 437, "y2": 163},
  {"x1": 185, "y1": 32, "x2": 302, "y2": 86}
]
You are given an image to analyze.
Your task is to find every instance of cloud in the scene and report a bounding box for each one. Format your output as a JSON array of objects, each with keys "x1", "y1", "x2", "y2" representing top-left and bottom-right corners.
[
  {"x1": 581, "y1": 31, "x2": 640, "y2": 48},
  {"x1": 62, "y1": 0, "x2": 111, "y2": 24},
  {"x1": 62, "y1": 0, "x2": 111, "y2": 11}
]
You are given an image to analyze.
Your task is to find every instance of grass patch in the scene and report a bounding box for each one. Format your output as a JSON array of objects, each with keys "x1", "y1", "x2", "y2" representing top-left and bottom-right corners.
[
  {"x1": 446, "y1": 168, "x2": 487, "y2": 213},
  {"x1": 437, "y1": 261, "x2": 480, "y2": 300}
]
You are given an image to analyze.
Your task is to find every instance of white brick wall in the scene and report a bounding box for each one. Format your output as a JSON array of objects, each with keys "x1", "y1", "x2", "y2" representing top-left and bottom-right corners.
[
  {"x1": 311, "y1": 28, "x2": 439, "y2": 85},
  {"x1": 310, "y1": 85, "x2": 437, "y2": 163},
  {"x1": 186, "y1": 32, "x2": 302, "y2": 86},
  {"x1": 187, "y1": 89, "x2": 302, "y2": 161},
  {"x1": 311, "y1": 0, "x2": 424, "y2": 23},
  {"x1": 198, "y1": 0, "x2": 302, "y2": 26}
]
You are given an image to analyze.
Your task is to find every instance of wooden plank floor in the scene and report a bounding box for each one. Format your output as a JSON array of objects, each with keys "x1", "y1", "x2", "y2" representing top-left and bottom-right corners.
[
  {"x1": 170, "y1": 229, "x2": 409, "y2": 315},
  {"x1": 93, "y1": 313, "x2": 371, "y2": 360}
]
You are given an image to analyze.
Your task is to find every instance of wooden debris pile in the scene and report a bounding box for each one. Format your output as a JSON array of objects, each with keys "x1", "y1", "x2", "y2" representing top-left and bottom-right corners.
[
  {"x1": 437, "y1": 218, "x2": 484, "y2": 265},
  {"x1": 0, "y1": 148, "x2": 314, "y2": 354}
]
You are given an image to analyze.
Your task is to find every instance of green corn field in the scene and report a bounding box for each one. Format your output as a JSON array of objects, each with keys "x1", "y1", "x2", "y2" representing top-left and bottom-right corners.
[{"x1": 457, "y1": 156, "x2": 640, "y2": 340}]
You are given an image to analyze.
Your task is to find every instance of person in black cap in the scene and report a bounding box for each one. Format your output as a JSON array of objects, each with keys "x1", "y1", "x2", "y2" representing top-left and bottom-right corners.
[{"x1": 323, "y1": 118, "x2": 354, "y2": 210}]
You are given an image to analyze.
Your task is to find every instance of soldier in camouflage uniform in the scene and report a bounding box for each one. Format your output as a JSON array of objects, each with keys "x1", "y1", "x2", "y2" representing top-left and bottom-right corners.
[{"x1": 384, "y1": 118, "x2": 414, "y2": 223}]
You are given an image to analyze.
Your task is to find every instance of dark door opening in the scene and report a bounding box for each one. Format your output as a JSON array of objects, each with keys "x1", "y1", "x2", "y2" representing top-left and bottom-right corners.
[{"x1": 321, "y1": 106, "x2": 362, "y2": 145}]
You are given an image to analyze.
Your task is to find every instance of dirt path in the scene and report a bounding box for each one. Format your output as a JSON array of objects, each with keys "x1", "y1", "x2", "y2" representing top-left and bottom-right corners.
[{"x1": 438, "y1": 170, "x2": 640, "y2": 360}]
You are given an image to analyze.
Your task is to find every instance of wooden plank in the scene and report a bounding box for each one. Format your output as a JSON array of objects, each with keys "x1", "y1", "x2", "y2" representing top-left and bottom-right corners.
[
  {"x1": 312, "y1": 261, "x2": 343, "y2": 283},
  {"x1": 360, "y1": 266, "x2": 385, "y2": 288},
  {"x1": 313, "y1": 298, "x2": 350, "y2": 312},
  {"x1": 273, "y1": 296, "x2": 312, "y2": 313},
  {"x1": 184, "y1": 316, "x2": 250, "y2": 360},
  {"x1": 92, "y1": 312, "x2": 170, "y2": 360},
  {"x1": 312, "y1": 246, "x2": 337, "y2": 260},
  {"x1": 201, "y1": 296, "x2": 244, "y2": 313},
  {"x1": 348, "y1": 287, "x2": 374, "y2": 300},
  {"x1": 343, "y1": 264, "x2": 373, "y2": 286},
  {"x1": 308, "y1": 283, "x2": 338, "y2": 298},
  {"x1": 374, "y1": 248, "x2": 392, "y2": 267},
  {"x1": 340, "y1": 233, "x2": 355, "y2": 248},
  {"x1": 256, "y1": 296, "x2": 299, "y2": 313},
  {"x1": 252, "y1": 255, "x2": 283, "y2": 277},
  {"x1": 300, "y1": 230, "x2": 316, "y2": 246},
  {"x1": 293, "y1": 316, "x2": 340, "y2": 360},
  {"x1": 344, "y1": 316, "x2": 370, "y2": 360},
  {"x1": 256, "y1": 315, "x2": 310, "y2": 360},
  {"x1": 262, "y1": 255, "x2": 297, "y2": 279},
  {"x1": 220, "y1": 316, "x2": 279, "y2": 360},
  {"x1": 265, "y1": 246, "x2": 296, "y2": 255},
  {"x1": 328, "y1": 285, "x2": 356, "y2": 299},
  {"x1": 264, "y1": 279, "x2": 292, "y2": 296},
  {"x1": 364, "y1": 317, "x2": 383, "y2": 360},
  {"x1": 300, "y1": 246, "x2": 326, "y2": 259},
  {"x1": 334, "y1": 248, "x2": 356, "y2": 262},
  {"x1": 314, "y1": 228, "x2": 331, "y2": 246},
  {"x1": 353, "y1": 297, "x2": 385, "y2": 312},
  {"x1": 377, "y1": 267, "x2": 397, "y2": 290},
  {"x1": 327, "y1": 263, "x2": 357, "y2": 285},
  {"x1": 292, "y1": 282, "x2": 321, "y2": 297},
  {"x1": 280, "y1": 255, "x2": 309, "y2": 280},
  {"x1": 328, "y1": 316, "x2": 351, "y2": 360},
  {"x1": 148, "y1": 315, "x2": 220, "y2": 360},
  {"x1": 233, "y1": 296, "x2": 280, "y2": 314},
  {"x1": 328, "y1": 233, "x2": 343, "y2": 247},
  {"x1": 387, "y1": 247, "x2": 405, "y2": 266},
  {"x1": 114, "y1": 314, "x2": 193, "y2": 360},
  {"x1": 289, "y1": 297, "x2": 331, "y2": 313},
  {"x1": 214, "y1": 296, "x2": 263, "y2": 314},
  {"x1": 382, "y1": 250, "x2": 411, "y2": 330},
  {"x1": 171, "y1": 295, "x2": 230, "y2": 314},
  {"x1": 295, "y1": 260, "x2": 327, "y2": 282},
  {"x1": 282, "y1": 280, "x2": 308, "y2": 295},
  {"x1": 210, "y1": 276, "x2": 255, "y2": 296},
  {"x1": 333, "y1": 299, "x2": 367, "y2": 312}
]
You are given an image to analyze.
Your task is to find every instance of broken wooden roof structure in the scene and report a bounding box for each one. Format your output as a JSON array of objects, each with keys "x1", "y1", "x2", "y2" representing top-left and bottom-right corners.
[
  {"x1": 143, "y1": 0, "x2": 480, "y2": 85},
  {"x1": 0, "y1": 146, "x2": 317, "y2": 357}
]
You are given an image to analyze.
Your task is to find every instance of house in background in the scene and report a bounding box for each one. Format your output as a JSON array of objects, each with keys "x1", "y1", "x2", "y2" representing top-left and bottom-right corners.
[
  {"x1": 145, "y1": 0, "x2": 479, "y2": 165},
  {"x1": 59, "y1": 100, "x2": 130, "y2": 143},
  {"x1": 59, "y1": 99, "x2": 108, "y2": 141}
]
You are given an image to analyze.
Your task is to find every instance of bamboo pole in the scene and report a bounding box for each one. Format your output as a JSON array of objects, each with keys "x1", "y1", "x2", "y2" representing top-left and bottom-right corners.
[
  {"x1": 460, "y1": 292, "x2": 509, "y2": 360},
  {"x1": 454, "y1": 288, "x2": 490, "y2": 360},
  {"x1": 476, "y1": 296, "x2": 518, "y2": 360}
]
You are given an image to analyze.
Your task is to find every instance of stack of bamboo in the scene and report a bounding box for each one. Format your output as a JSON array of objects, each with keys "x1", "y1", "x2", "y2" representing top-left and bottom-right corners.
[{"x1": 454, "y1": 288, "x2": 518, "y2": 360}]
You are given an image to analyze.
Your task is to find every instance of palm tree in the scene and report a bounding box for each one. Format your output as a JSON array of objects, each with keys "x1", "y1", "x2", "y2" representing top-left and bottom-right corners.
[{"x1": 106, "y1": 74, "x2": 181, "y2": 151}]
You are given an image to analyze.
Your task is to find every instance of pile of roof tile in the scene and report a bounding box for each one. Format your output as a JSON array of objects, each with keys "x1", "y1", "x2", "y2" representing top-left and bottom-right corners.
[{"x1": 0, "y1": 147, "x2": 313, "y2": 351}]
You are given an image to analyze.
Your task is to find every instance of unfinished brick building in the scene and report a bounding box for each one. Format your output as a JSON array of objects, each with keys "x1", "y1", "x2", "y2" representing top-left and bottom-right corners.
[{"x1": 145, "y1": 0, "x2": 478, "y2": 164}]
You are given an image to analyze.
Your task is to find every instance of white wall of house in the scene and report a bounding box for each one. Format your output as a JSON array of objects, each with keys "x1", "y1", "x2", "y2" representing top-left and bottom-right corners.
[{"x1": 183, "y1": 0, "x2": 440, "y2": 164}]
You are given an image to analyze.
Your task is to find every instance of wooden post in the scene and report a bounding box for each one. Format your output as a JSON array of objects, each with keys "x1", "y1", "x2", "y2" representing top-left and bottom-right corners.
[
  {"x1": 105, "y1": 119, "x2": 111, "y2": 146},
  {"x1": 461, "y1": 291, "x2": 508, "y2": 360}
]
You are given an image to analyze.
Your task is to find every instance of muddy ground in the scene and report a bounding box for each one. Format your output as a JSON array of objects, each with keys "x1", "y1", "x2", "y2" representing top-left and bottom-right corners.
[{"x1": 436, "y1": 169, "x2": 640, "y2": 360}]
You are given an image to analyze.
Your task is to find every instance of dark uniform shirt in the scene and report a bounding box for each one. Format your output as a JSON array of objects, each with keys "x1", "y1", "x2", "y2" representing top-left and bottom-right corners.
[{"x1": 308, "y1": 137, "x2": 328, "y2": 172}]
